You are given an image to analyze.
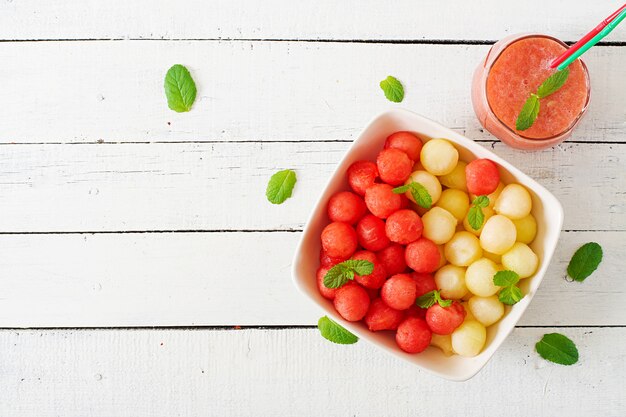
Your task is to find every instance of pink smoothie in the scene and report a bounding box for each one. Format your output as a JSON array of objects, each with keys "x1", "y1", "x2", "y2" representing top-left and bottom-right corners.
[{"x1": 486, "y1": 36, "x2": 589, "y2": 140}]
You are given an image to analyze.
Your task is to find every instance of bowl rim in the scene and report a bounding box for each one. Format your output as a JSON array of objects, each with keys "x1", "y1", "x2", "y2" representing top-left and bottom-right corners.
[{"x1": 291, "y1": 108, "x2": 564, "y2": 381}]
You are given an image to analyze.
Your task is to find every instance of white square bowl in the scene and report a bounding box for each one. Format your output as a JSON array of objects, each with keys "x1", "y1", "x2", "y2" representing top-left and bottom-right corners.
[{"x1": 291, "y1": 109, "x2": 564, "y2": 381}]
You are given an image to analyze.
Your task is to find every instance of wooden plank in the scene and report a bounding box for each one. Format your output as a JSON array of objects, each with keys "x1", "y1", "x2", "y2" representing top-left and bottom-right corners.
[
  {"x1": 0, "y1": 231, "x2": 621, "y2": 327},
  {"x1": 2, "y1": 0, "x2": 625, "y2": 42},
  {"x1": 0, "y1": 327, "x2": 624, "y2": 416},
  {"x1": 0, "y1": 142, "x2": 622, "y2": 232},
  {"x1": 0, "y1": 42, "x2": 623, "y2": 144}
]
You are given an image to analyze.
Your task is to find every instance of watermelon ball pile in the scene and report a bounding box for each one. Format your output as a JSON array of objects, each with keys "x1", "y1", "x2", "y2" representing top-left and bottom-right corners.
[{"x1": 316, "y1": 131, "x2": 540, "y2": 357}]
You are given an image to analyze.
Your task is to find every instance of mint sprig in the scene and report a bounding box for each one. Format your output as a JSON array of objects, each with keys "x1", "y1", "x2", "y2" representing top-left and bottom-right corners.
[
  {"x1": 164, "y1": 64, "x2": 197, "y2": 112},
  {"x1": 393, "y1": 182, "x2": 432, "y2": 209},
  {"x1": 493, "y1": 270, "x2": 524, "y2": 305},
  {"x1": 323, "y1": 259, "x2": 374, "y2": 289},
  {"x1": 318, "y1": 316, "x2": 358, "y2": 345},
  {"x1": 515, "y1": 68, "x2": 569, "y2": 131},
  {"x1": 379, "y1": 76, "x2": 404, "y2": 103},
  {"x1": 567, "y1": 242, "x2": 603, "y2": 282},
  {"x1": 535, "y1": 333, "x2": 579, "y2": 366},
  {"x1": 415, "y1": 290, "x2": 452, "y2": 309},
  {"x1": 467, "y1": 196, "x2": 489, "y2": 230},
  {"x1": 266, "y1": 169, "x2": 297, "y2": 204}
]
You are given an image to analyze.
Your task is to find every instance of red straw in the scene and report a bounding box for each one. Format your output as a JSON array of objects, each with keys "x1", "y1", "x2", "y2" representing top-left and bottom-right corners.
[{"x1": 551, "y1": 3, "x2": 626, "y2": 68}]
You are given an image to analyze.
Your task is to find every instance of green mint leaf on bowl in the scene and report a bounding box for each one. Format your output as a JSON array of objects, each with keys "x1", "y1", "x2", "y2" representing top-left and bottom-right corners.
[
  {"x1": 473, "y1": 196, "x2": 489, "y2": 208},
  {"x1": 323, "y1": 259, "x2": 374, "y2": 289},
  {"x1": 535, "y1": 333, "x2": 579, "y2": 365},
  {"x1": 515, "y1": 94, "x2": 540, "y2": 131},
  {"x1": 515, "y1": 69, "x2": 569, "y2": 131},
  {"x1": 467, "y1": 196, "x2": 489, "y2": 230},
  {"x1": 493, "y1": 270, "x2": 520, "y2": 286},
  {"x1": 494, "y1": 270, "x2": 524, "y2": 305},
  {"x1": 498, "y1": 285, "x2": 524, "y2": 305},
  {"x1": 164, "y1": 64, "x2": 197, "y2": 112},
  {"x1": 379, "y1": 75, "x2": 404, "y2": 103},
  {"x1": 266, "y1": 169, "x2": 297, "y2": 204},
  {"x1": 567, "y1": 242, "x2": 603, "y2": 282},
  {"x1": 415, "y1": 290, "x2": 452, "y2": 309},
  {"x1": 537, "y1": 68, "x2": 570, "y2": 98},
  {"x1": 393, "y1": 182, "x2": 431, "y2": 209},
  {"x1": 318, "y1": 316, "x2": 358, "y2": 345}
]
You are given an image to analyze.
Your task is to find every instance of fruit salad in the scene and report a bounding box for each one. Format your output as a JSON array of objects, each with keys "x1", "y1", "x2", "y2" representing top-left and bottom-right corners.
[{"x1": 316, "y1": 132, "x2": 539, "y2": 357}]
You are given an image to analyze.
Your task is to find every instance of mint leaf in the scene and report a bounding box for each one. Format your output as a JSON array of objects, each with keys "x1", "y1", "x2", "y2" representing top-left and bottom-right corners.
[
  {"x1": 515, "y1": 93, "x2": 540, "y2": 131},
  {"x1": 567, "y1": 242, "x2": 603, "y2": 282},
  {"x1": 415, "y1": 290, "x2": 451, "y2": 308},
  {"x1": 535, "y1": 333, "x2": 578, "y2": 365},
  {"x1": 379, "y1": 76, "x2": 404, "y2": 103},
  {"x1": 537, "y1": 69, "x2": 570, "y2": 99},
  {"x1": 266, "y1": 169, "x2": 297, "y2": 204},
  {"x1": 493, "y1": 270, "x2": 520, "y2": 287},
  {"x1": 393, "y1": 182, "x2": 431, "y2": 209},
  {"x1": 318, "y1": 316, "x2": 358, "y2": 345},
  {"x1": 498, "y1": 285, "x2": 524, "y2": 305},
  {"x1": 467, "y1": 206, "x2": 484, "y2": 230},
  {"x1": 323, "y1": 259, "x2": 374, "y2": 289},
  {"x1": 473, "y1": 196, "x2": 489, "y2": 208},
  {"x1": 164, "y1": 64, "x2": 197, "y2": 112}
]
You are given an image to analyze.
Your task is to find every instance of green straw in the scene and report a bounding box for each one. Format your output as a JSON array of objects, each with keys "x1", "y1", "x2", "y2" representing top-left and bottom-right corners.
[{"x1": 557, "y1": 8, "x2": 626, "y2": 70}]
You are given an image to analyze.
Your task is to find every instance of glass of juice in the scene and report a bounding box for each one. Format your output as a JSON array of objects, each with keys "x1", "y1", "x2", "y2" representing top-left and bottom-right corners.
[{"x1": 472, "y1": 34, "x2": 590, "y2": 150}]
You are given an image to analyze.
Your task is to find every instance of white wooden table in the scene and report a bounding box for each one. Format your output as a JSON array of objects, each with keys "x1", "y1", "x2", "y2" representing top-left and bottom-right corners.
[{"x1": 0, "y1": 1, "x2": 625, "y2": 415}]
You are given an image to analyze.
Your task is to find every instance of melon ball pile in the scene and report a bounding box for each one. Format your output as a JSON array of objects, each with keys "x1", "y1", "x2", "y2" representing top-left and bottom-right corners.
[{"x1": 316, "y1": 131, "x2": 540, "y2": 357}]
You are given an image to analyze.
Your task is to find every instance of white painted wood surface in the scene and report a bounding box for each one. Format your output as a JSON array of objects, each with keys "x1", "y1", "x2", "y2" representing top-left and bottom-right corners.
[
  {"x1": 2, "y1": 0, "x2": 626, "y2": 42},
  {"x1": 0, "y1": 1, "x2": 625, "y2": 414},
  {"x1": 0, "y1": 42, "x2": 624, "y2": 144},
  {"x1": 1, "y1": 328, "x2": 625, "y2": 417},
  {"x1": 0, "y1": 230, "x2": 623, "y2": 327}
]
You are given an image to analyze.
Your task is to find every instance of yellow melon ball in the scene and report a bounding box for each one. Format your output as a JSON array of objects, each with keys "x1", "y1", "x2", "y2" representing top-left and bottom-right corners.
[
  {"x1": 430, "y1": 334, "x2": 454, "y2": 356},
  {"x1": 480, "y1": 215, "x2": 517, "y2": 255},
  {"x1": 460, "y1": 301, "x2": 475, "y2": 319},
  {"x1": 463, "y1": 206, "x2": 495, "y2": 236},
  {"x1": 420, "y1": 139, "x2": 459, "y2": 176},
  {"x1": 444, "y1": 231, "x2": 483, "y2": 266},
  {"x1": 405, "y1": 170, "x2": 442, "y2": 205},
  {"x1": 468, "y1": 295, "x2": 504, "y2": 327},
  {"x1": 512, "y1": 214, "x2": 538, "y2": 244},
  {"x1": 501, "y1": 242, "x2": 539, "y2": 278},
  {"x1": 422, "y1": 207, "x2": 457, "y2": 245},
  {"x1": 435, "y1": 265, "x2": 468, "y2": 299},
  {"x1": 451, "y1": 320, "x2": 487, "y2": 357},
  {"x1": 465, "y1": 258, "x2": 501, "y2": 297},
  {"x1": 438, "y1": 161, "x2": 468, "y2": 192},
  {"x1": 436, "y1": 244, "x2": 447, "y2": 270},
  {"x1": 471, "y1": 182, "x2": 503, "y2": 209},
  {"x1": 494, "y1": 184, "x2": 532, "y2": 219},
  {"x1": 436, "y1": 189, "x2": 470, "y2": 222},
  {"x1": 482, "y1": 250, "x2": 502, "y2": 264}
]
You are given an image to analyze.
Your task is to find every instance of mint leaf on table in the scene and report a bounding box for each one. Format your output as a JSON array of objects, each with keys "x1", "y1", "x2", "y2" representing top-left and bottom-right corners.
[
  {"x1": 535, "y1": 333, "x2": 579, "y2": 365},
  {"x1": 266, "y1": 169, "x2": 297, "y2": 204},
  {"x1": 393, "y1": 182, "x2": 432, "y2": 209},
  {"x1": 323, "y1": 259, "x2": 374, "y2": 289},
  {"x1": 515, "y1": 69, "x2": 569, "y2": 131},
  {"x1": 318, "y1": 316, "x2": 358, "y2": 345},
  {"x1": 494, "y1": 270, "x2": 524, "y2": 305},
  {"x1": 567, "y1": 242, "x2": 603, "y2": 282},
  {"x1": 164, "y1": 64, "x2": 197, "y2": 112},
  {"x1": 415, "y1": 290, "x2": 452, "y2": 309},
  {"x1": 537, "y1": 68, "x2": 570, "y2": 98},
  {"x1": 379, "y1": 76, "x2": 404, "y2": 103},
  {"x1": 515, "y1": 94, "x2": 540, "y2": 131},
  {"x1": 467, "y1": 196, "x2": 490, "y2": 230}
]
